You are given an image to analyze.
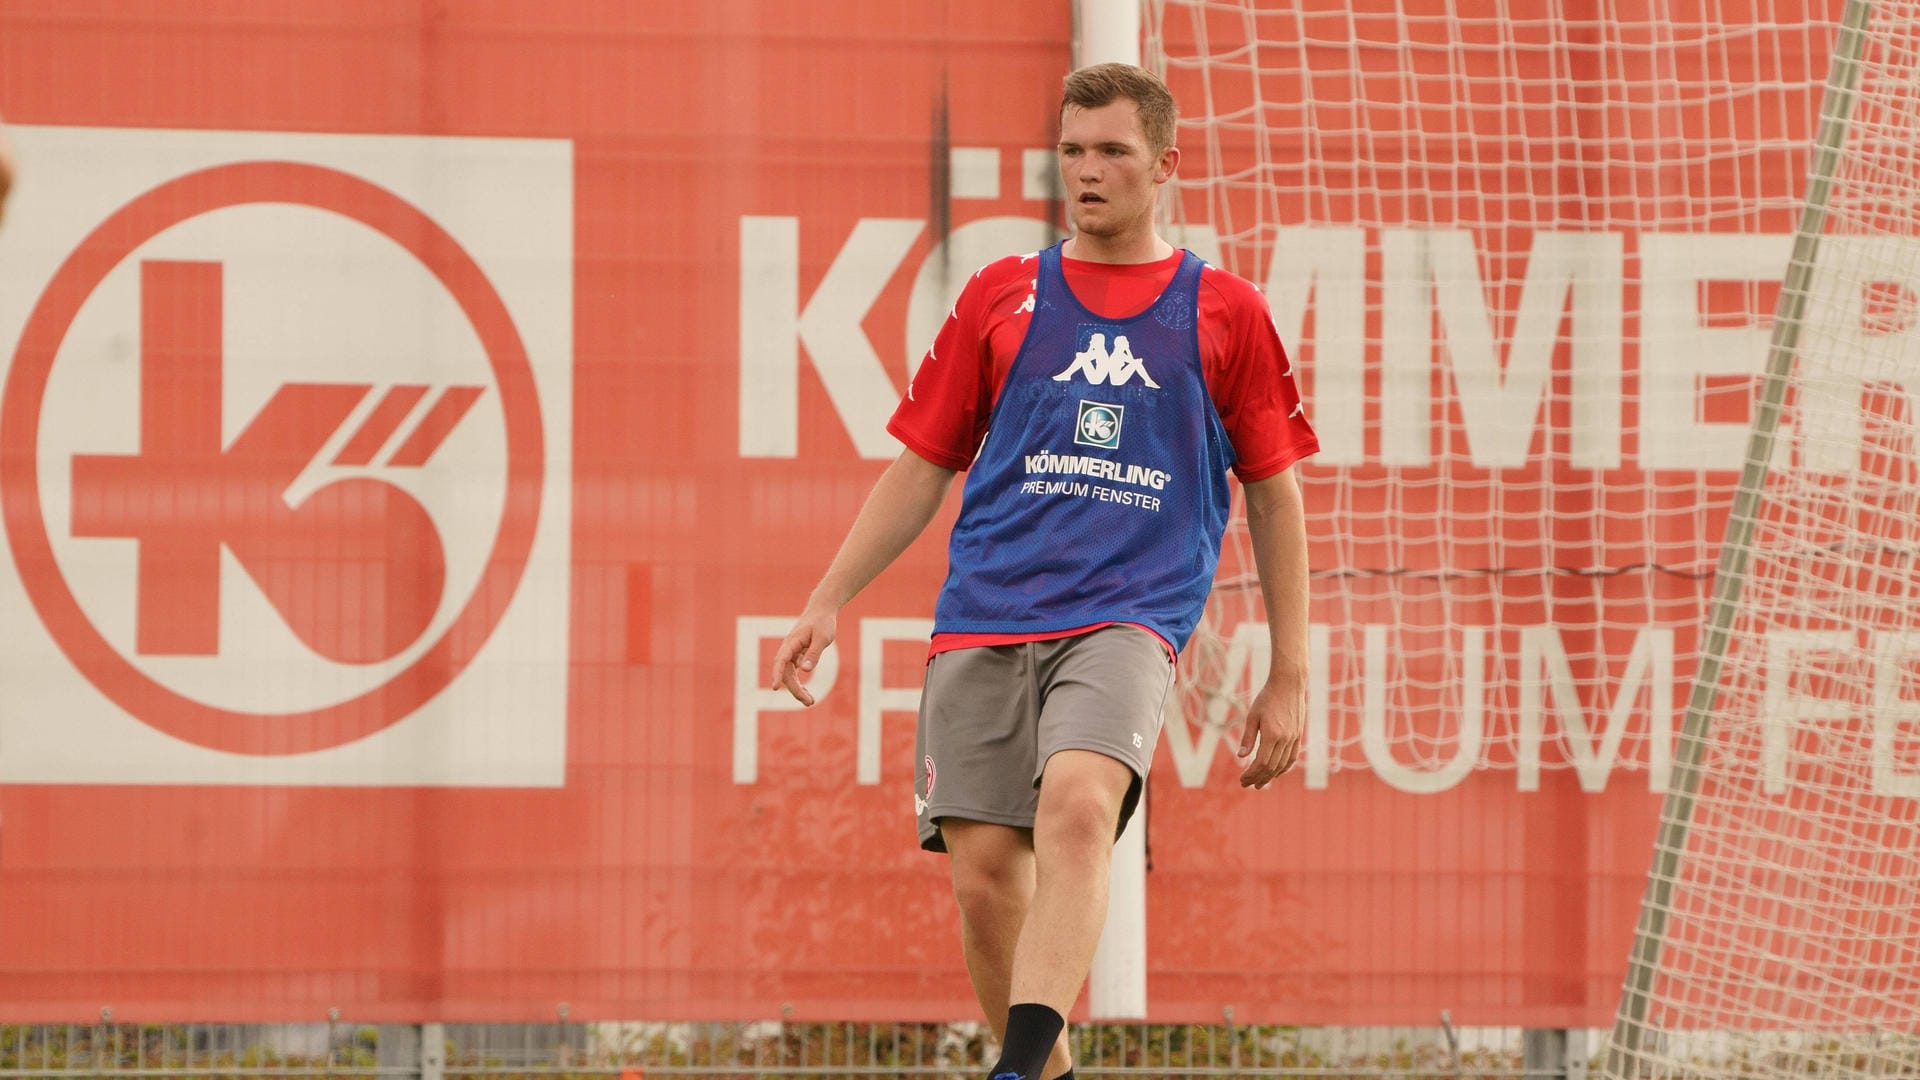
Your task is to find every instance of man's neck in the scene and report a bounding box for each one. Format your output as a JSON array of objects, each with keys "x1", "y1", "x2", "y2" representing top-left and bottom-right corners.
[{"x1": 1063, "y1": 232, "x2": 1174, "y2": 265}]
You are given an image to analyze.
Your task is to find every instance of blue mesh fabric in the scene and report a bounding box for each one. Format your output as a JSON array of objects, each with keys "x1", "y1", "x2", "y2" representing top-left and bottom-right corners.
[{"x1": 933, "y1": 244, "x2": 1234, "y2": 652}]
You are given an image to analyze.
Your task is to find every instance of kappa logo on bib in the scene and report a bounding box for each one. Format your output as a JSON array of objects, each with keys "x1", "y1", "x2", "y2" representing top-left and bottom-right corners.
[
  {"x1": 0, "y1": 127, "x2": 573, "y2": 786},
  {"x1": 1052, "y1": 328, "x2": 1159, "y2": 389}
]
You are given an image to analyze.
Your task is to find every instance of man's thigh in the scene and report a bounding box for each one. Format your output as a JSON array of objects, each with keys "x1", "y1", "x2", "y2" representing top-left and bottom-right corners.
[
  {"x1": 1032, "y1": 625, "x2": 1172, "y2": 783},
  {"x1": 914, "y1": 626, "x2": 1173, "y2": 852},
  {"x1": 1032, "y1": 626, "x2": 1173, "y2": 837},
  {"x1": 915, "y1": 644, "x2": 1041, "y2": 852}
]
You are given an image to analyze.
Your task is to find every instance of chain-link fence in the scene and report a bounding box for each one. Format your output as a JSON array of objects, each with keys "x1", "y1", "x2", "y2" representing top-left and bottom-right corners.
[{"x1": 0, "y1": 1019, "x2": 1585, "y2": 1079}]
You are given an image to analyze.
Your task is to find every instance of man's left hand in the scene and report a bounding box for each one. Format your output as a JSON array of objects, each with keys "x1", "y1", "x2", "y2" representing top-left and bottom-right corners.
[{"x1": 1236, "y1": 677, "x2": 1304, "y2": 788}]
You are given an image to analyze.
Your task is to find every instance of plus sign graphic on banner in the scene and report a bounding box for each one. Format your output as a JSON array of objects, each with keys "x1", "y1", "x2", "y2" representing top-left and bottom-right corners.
[{"x1": 0, "y1": 128, "x2": 573, "y2": 786}]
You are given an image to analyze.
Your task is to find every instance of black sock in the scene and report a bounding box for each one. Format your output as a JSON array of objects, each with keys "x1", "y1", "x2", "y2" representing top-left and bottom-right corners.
[{"x1": 986, "y1": 1002, "x2": 1065, "y2": 1080}]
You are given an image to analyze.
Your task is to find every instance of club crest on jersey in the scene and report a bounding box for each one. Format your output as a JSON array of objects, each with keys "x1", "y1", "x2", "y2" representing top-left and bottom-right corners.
[
  {"x1": 1075, "y1": 400, "x2": 1124, "y2": 449},
  {"x1": 1053, "y1": 328, "x2": 1160, "y2": 388}
]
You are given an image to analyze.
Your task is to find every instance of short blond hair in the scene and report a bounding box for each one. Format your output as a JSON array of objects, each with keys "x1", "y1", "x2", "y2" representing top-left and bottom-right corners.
[{"x1": 1060, "y1": 63, "x2": 1178, "y2": 154}]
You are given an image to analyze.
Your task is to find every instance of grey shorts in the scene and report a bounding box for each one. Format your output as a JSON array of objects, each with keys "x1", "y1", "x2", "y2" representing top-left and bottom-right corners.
[{"x1": 914, "y1": 624, "x2": 1174, "y2": 853}]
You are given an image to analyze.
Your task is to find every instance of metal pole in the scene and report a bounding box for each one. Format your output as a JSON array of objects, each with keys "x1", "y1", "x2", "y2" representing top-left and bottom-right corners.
[
  {"x1": 1525, "y1": 1028, "x2": 1570, "y2": 1080},
  {"x1": 420, "y1": 1023, "x2": 445, "y2": 1080},
  {"x1": 377, "y1": 1024, "x2": 422, "y2": 1080},
  {"x1": 1074, "y1": 0, "x2": 1150, "y2": 1021}
]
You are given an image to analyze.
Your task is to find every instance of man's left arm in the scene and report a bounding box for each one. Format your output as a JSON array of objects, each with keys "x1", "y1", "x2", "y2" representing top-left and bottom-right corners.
[{"x1": 1234, "y1": 465, "x2": 1310, "y2": 788}]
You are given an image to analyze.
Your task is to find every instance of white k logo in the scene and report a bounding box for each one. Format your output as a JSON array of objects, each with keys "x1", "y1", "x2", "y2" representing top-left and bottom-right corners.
[{"x1": 1052, "y1": 333, "x2": 1160, "y2": 388}]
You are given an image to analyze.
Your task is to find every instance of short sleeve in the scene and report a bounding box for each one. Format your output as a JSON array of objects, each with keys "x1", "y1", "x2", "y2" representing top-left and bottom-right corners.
[
  {"x1": 888, "y1": 257, "x2": 1026, "y2": 470},
  {"x1": 1201, "y1": 268, "x2": 1320, "y2": 482}
]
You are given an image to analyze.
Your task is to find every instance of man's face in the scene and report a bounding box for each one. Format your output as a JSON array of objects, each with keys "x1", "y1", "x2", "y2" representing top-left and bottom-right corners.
[{"x1": 1058, "y1": 100, "x2": 1176, "y2": 242}]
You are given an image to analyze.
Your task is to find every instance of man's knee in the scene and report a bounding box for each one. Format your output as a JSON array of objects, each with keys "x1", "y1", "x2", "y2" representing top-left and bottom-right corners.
[
  {"x1": 943, "y1": 820, "x2": 1034, "y2": 921},
  {"x1": 1037, "y1": 750, "x2": 1135, "y2": 849}
]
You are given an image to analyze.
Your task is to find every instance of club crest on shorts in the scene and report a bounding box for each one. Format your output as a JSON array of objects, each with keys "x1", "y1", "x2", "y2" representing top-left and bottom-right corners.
[
  {"x1": 915, "y1": 754, "x2": 937, "y2": 816},
  {"x1": 1075, "y1": 399, "x2": 1124, "y2": 449}
]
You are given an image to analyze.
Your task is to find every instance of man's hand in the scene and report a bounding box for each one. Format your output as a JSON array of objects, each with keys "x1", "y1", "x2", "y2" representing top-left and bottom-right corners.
[
  {"x1": 763, "y1": 450, "x2": 957, "y2": 707},
  {"x1": 770, "y1": 609, "x2": 837, "y2": 706},
  {"x1": 1236, "y1": 676, "x2": 1305, "y2": 788}
]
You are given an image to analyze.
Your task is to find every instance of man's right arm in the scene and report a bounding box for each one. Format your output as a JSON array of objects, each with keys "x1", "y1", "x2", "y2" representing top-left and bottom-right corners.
[{"x1": 770, "y1": 448, "x2": 958, "y2": 705}]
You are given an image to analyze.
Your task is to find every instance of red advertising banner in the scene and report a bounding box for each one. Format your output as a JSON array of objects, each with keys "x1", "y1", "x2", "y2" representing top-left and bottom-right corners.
[{"x1": 0, "y1": 0, "x2": 1841, "y2": 1027}]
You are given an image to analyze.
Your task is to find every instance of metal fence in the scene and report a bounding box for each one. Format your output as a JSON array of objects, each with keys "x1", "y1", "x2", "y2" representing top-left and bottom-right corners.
[{"x1": 0, "y1": 1020, "x2": 1581, "y2": 1079}]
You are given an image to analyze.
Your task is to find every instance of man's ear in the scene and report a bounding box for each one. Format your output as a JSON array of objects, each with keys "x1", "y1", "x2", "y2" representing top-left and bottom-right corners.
[{"x1": 1155, "y1": 145, "x2": 1181, "y2": 184}]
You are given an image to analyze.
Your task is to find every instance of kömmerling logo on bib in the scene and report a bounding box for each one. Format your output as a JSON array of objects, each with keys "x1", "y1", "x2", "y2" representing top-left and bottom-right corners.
[{"x1": 1075, "y1": 399, "x2": 1124, "y2": 449}]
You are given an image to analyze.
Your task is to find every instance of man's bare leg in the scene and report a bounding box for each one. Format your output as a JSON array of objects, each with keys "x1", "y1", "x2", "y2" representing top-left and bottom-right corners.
[
  {"x1": 941, "y1": 819, "x2": 1074, "y2": 1080},
  {"x1": 1007, "y1": 749, "x2": 1134, "y2": 1012},
  {"x1": 977, "y1": 750, "x2": 1134, "y2": 1078}
]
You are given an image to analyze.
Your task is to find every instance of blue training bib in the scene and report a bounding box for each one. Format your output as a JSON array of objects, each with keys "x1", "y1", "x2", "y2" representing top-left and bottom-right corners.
[{"x1": 932, "y1": 242, "x2": 1234, "y2": 652}]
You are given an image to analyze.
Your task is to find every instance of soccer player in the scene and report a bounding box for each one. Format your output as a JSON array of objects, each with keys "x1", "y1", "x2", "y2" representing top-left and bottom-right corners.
[{"x1": 771, "y1": 62, "x2": 1317, "y2": 1080}]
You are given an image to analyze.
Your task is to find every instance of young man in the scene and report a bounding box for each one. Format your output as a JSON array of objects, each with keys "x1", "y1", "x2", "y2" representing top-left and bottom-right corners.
[{"x1": 771, "y1": 63, "x2": 1317, "y2": 1080}]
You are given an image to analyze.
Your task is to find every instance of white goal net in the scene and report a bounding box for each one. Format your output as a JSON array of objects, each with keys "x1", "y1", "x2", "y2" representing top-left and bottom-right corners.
[{"x1": 1151, "y1": 0, "x2": 1920, "y2": 1071}]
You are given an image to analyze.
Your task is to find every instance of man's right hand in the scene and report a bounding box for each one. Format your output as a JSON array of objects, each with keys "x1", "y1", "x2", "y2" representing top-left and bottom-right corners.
[
  {"x1": 763, "y1": 449, "x2": 958, "y2": 707},
  {"x1": 770, "y1": 610, "x2": 837, "y2": 706}
]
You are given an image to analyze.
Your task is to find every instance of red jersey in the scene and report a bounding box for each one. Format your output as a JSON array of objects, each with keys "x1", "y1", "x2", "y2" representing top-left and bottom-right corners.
[
  {"x1": 891, "y1": 247, "x2": 1318, "y2": 479},
  {"x1": 888, "y1": 247, "x2": 1319, "y2": 658}
]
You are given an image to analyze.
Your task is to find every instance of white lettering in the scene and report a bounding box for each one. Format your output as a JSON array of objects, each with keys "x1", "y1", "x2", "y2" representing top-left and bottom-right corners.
[
  {"x1": 1379, "y1": 229, "x2": 1625, "y2": 468},
  {"x1": 743, "y1": 220, "x2": 1809, "y2": 472},
  {"x1": 1379, "y1": 229, "x2": 1433, "y2": 466},
  {"x1": 1872, "y1": 632, "x2": 1920, "y2": 796},
  {"x1": 1760, "y1": 629, "x2": 1920, "y2": 797},
  {"x1": 1761, "y1": 628, "x2": 1854, "y2": 795},
  {"x1": 1265, "y1": 228, "x2": 1367, "y2": 465},
  {"x1": 1433, "y1": 230, "x2": 1625, "y2": 468},
  {"x1": 733, "y1": 616, "x2": 1704, "y2": 792},
  {"x1": 1797, "y1": 234, "x2": 1920, "y2": 473},
  {"x1": 1021, "y1": 451, "x2": 1171, "y2": 490},
  {"x1": 1639, "y1": 232, "x2": 1792, "y2": 470},
  {"x1": 1306, "y1": 622, "x2": 1332, "y2": 788},
  {"x1": 1361, "y1": 623, "x2": 1484, "y2": 793},
  {"x1": 1517, "y1": 626, "x2": 1674, "y2": 792},
  {"x1": 904, "y1": 216, "x2": 1064, "y2": 373},
  {"x1": 1167, "y1": 222, "x2": 1225, "y2": 267},
  {"x1": 738, "y1": 216, "x2": 924, "y2": 459},
  {"x1": 1086, "y1": 485, "x2": 1160, "y2": 511}
]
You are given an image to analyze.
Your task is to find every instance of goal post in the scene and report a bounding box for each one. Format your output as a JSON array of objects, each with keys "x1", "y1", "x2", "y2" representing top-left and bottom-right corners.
[
  {"x1": 1076, "y1": 0, "x2": 1151, "y2": 1024},
  {"x1": 1149, "y1": 0, "x2": 1920, "y2": 1062},
  {"x1": 1598, "y1": 1, "x2": 1920, "y2": 1073},
  {"x1": 1604, "y1": 1, "x2": 1876, "y2": 1074}
]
